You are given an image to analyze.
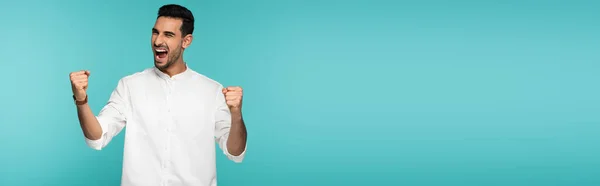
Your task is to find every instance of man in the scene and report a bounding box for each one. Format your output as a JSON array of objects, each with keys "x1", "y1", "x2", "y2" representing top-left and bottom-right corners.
[{"x1": 68, "y1": 4, "x2": 247, "y2": 186}]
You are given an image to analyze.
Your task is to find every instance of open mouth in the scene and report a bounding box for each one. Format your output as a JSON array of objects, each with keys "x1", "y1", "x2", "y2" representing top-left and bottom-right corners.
[{"x1": 155, "y1": 48, "x2": 168, "y2": 59}]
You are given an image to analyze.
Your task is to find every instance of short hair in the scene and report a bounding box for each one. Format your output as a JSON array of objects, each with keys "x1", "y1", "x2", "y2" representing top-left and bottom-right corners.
[{"x1": 157, "y1": 4, "x2": 195, "y2": 37}]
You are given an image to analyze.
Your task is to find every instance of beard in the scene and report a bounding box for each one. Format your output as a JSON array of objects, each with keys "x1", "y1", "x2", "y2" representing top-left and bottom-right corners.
[{"x1": 155, "y1": 44, "x2": 182, "y2": 70}]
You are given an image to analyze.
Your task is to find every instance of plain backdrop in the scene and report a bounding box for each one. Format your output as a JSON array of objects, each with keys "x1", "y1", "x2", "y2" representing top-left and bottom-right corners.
[{"x1": 1, "y1": 0, "x2": 599, "y2": 185}]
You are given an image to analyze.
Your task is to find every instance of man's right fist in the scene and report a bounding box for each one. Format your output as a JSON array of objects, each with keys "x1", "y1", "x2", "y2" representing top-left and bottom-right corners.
[{"x1": 70, "y1": 70, "x2": 90, "y2": 101}]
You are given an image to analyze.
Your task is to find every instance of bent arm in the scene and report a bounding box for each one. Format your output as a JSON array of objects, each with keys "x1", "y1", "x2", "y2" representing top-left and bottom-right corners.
[
  {"x1": 214, "y1": 87, "x2": 247, "y2": 163},
  {"x1": 77, "y1": 79, "x2": 129, "y2": 150},
  {"x1": 226, "y1": 111, "x2": 247, "y2": 156},
  {"x1": 76, "y1": 100, "x2": 103, "y2": 140}
]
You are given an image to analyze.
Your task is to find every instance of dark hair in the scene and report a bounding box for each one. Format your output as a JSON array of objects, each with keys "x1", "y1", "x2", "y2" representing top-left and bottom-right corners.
[{"x1": 157, "y1": 4, "x2": 195, "y2": 37}]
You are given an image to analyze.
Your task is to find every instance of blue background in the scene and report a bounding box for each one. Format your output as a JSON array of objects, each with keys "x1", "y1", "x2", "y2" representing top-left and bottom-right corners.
[{"x1": 1, "y1": 0, "x2": 599, "y2": 185}]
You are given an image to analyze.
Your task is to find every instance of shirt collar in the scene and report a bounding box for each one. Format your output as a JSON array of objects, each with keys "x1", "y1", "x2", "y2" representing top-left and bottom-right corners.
[{"x1": 153, "y1": 63, "x2": 192, "y2": 81}]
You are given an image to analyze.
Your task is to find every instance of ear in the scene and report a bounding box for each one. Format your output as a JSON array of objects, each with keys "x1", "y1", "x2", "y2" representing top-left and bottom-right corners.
[{"x1": 182, "y1": 34, "x2": 193, "y2": 49}]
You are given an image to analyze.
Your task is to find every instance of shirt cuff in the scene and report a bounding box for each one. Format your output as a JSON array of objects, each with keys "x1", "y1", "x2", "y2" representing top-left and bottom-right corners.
[
  {"x1": 84, "y1": 116, "x2": 106, "y2": 150},
  {"x1": 223, "y1": 141, "x2": 247, "y2": 163},
  {"x1": 84, "y1": 134, "x2": 105, "y2": 150}
]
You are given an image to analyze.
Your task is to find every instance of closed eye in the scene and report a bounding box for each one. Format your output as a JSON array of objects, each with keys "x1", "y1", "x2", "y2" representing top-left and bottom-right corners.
[
  {"x1": 164, "y1": 32, "x2": 175, "y2": 37},
  {"x1": 151, "y1": 28, "x2": 176, "y2": 37}
]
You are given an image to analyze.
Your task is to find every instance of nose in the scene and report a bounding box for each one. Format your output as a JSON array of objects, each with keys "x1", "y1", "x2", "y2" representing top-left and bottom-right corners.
[
  {"x1": 153, "y1": 35, "x2": 165, "y2": 47},
  {"x1": 153, "y1": 39, "x2": 162, "y2": 47}
]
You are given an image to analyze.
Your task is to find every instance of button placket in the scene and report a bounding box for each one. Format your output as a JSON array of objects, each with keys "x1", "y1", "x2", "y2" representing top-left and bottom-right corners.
[{"x1": 163, "y1": 79, "x2": 173, "y2": 174}]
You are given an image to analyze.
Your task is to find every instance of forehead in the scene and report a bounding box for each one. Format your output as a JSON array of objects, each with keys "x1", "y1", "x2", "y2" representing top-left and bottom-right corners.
[{"x1": 154, "y1": 17, "x2": 183, "y2": 34}]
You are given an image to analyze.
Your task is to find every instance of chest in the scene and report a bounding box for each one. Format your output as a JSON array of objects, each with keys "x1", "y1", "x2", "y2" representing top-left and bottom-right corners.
[{"x1": 126, "y1": 78, "x2": 217, "y2": 134}]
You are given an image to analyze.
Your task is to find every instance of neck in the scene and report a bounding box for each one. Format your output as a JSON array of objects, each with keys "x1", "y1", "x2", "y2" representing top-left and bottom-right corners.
[{"x1": 160, "y1": 60, "x2": 187, "y2": 77}]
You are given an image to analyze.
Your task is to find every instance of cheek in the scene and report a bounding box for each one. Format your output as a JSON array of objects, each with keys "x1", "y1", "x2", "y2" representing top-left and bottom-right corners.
[{"x1": 169, "y1": 42, "x2": 182, "y2": 52}]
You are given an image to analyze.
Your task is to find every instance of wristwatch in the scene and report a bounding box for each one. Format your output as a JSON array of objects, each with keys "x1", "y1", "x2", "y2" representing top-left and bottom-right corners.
[{"x1": 73, "y1": 95, "x2": 88, "y2": 105}]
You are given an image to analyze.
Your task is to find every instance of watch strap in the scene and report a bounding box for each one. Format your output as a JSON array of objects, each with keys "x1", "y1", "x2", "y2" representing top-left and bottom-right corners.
[{"x1": 73, "y1": 95, "x2": 88, "y2": 105}]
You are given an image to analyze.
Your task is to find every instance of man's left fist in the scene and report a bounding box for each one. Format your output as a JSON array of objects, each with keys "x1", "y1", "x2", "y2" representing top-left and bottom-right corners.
[{"x1": 223, "y1": 86, "x2": 243, "y2": 111}]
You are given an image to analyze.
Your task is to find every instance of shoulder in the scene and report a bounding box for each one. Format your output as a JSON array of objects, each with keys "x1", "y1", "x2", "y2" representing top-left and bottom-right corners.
[
  {"x1": 107, "y1": 68, "x2": 156, "y2": 90},
  {"x1": 118, "y1": 68, "x2": 155, "y2": 84},
  {"x1": 188, "y1": 69, "x2": 225, "y2": 90}
]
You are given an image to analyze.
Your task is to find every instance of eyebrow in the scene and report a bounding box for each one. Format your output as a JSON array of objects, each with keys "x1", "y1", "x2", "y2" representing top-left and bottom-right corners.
[{"x1": 152, "y1": 28, "x2": 176, "y2": 36}]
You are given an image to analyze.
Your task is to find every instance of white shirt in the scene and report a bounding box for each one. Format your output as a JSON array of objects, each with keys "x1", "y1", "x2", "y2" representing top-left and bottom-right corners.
[{"x1": 84, "y1": 66, "x2": 245, "y2": 186}]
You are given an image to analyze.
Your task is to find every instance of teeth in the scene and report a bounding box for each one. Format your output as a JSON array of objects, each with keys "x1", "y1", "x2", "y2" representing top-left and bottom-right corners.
[{"x1": 155, "y1": 49, "x2": 167, "y2": 52}]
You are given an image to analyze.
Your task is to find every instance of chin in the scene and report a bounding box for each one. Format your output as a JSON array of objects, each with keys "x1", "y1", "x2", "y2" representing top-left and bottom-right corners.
[{"x1": 155, "y1": 61, "x2": 170, "y2": 70}]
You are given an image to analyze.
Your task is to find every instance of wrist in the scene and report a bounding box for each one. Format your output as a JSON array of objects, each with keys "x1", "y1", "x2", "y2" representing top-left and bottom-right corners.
[
  {"x1": 73, "y1": 95, "x2": 88, "y2": 105},
  {"x1": 230, "y1": 106, "x2": 242, "y2": 113},
  {"x1": 230, "y1": 110, "x2": 243, "y2": 120}
]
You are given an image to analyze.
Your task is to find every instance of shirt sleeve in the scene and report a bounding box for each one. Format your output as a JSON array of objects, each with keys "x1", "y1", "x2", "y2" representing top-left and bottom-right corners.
[
  {"x1": 85, "y1": 78, "x2": 129, "y2": 150},
  {"x1": 214, "y1": 85, "x2": 246, "y2": 163}
]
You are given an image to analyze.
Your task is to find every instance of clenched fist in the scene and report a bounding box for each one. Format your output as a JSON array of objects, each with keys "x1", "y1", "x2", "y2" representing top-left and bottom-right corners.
[
  {"x1": 223, "y1": 86, "x2": 243, "y2": 111},
  {"x1": 70, "y1": 70, "x2": 90, "y2": 101}
]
